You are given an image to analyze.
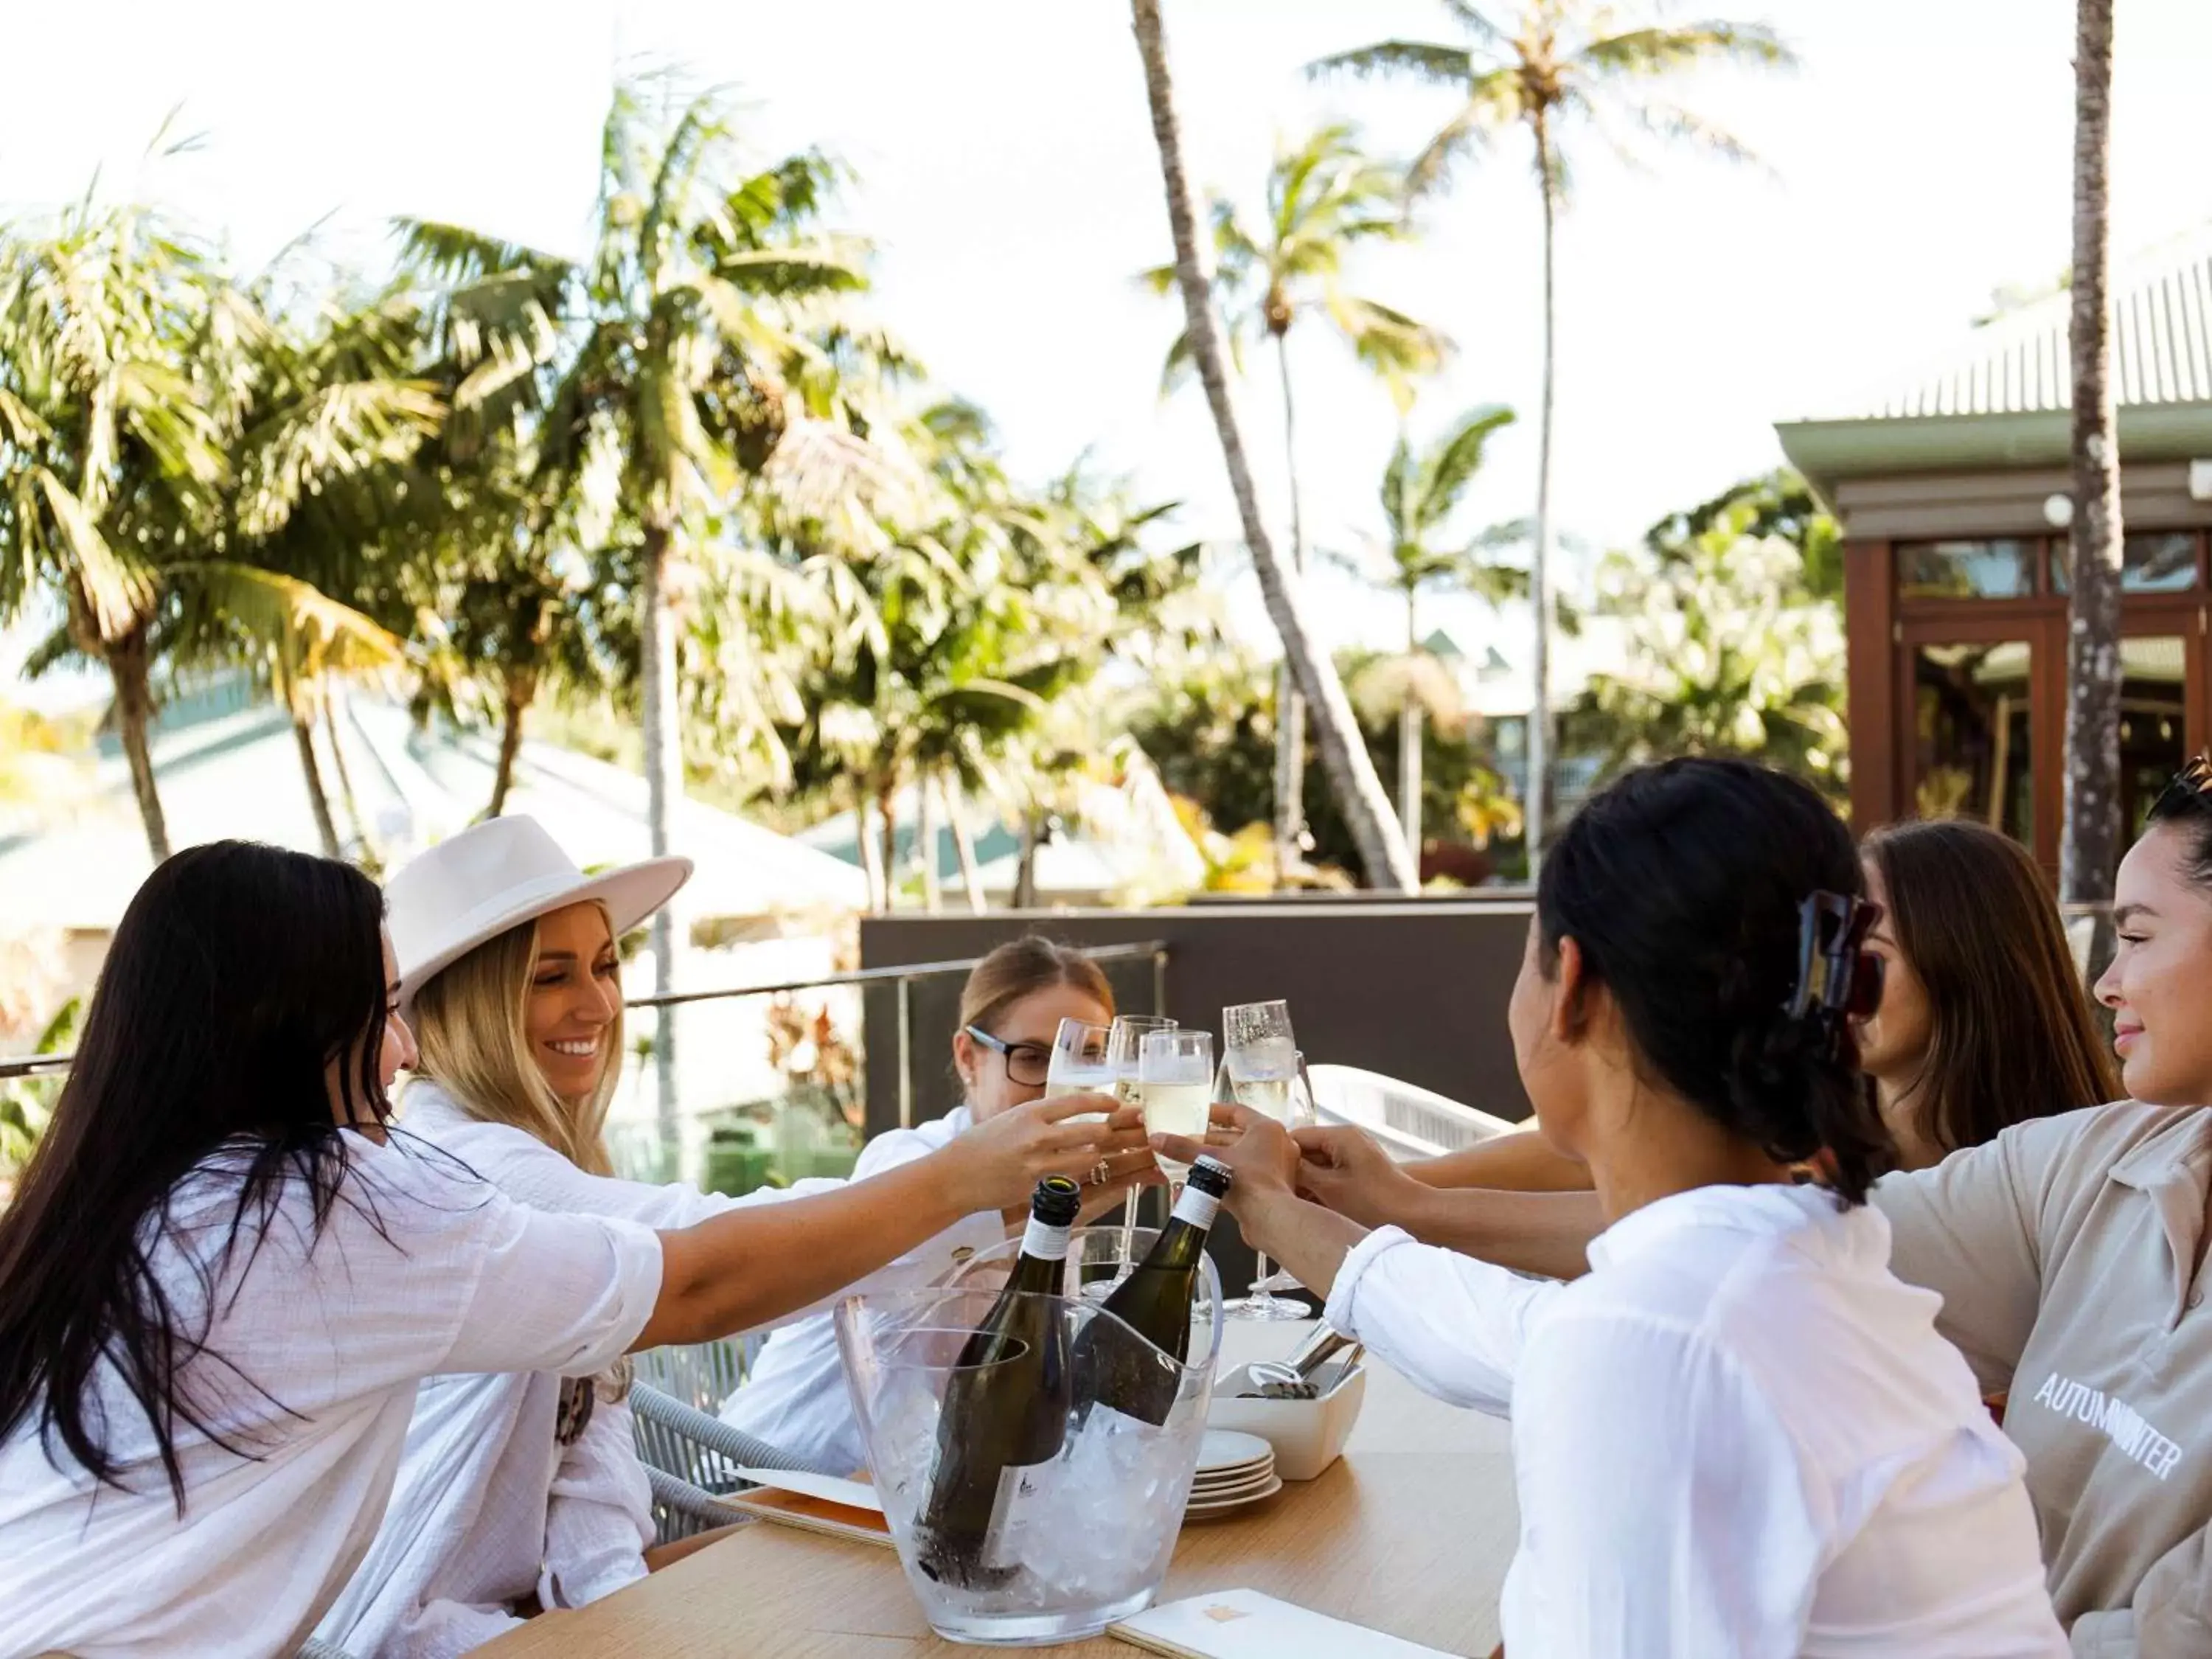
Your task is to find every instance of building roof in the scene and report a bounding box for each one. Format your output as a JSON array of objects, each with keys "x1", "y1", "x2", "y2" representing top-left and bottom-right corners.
[
  {"x1": 1777, "y1": 226, "x2": 2212, "y2": 492},
  {"x1": 0, "y1": 680, "x2": 866, "y2": 933}
]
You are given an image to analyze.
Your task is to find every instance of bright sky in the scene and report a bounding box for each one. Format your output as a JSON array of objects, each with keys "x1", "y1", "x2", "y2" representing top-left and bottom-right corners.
[{"x1": 5, "y1": 0, "x2": 2211, "y2": 699}]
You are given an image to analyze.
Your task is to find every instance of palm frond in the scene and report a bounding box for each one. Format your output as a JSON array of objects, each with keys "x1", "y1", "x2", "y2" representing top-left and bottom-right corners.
[
  {"x1": 34, "y1": 467, "x2": 153, "y2": 639},
  {"x1": 1307, "y1": 40, "x2": 1473, "y2": 88},
  {"x1": 394, "y1": 218, "x2": 569, "y2": 285},
  {"x1": 1616, "y1": 98, "x2": 1769, "y2": 171},
  {"x1": 1576, "y1": 22, "x2": 1798, "y2": 80},
  {"x1": 1406, "y1": 105, "x2": 1495, "y2": 198},
  {"x1": 1418, "y1": 403, "x2": 1517, "y2": 526}
]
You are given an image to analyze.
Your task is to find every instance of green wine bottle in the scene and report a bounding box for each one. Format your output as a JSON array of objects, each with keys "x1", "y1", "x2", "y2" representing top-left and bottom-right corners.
[
  {"x1": 1077, "y1": 1154, "x2": 1234, "y2": 1427},
  {"x1": 915, "y1": 1174, "x2": 1081, "y2": 1588}
]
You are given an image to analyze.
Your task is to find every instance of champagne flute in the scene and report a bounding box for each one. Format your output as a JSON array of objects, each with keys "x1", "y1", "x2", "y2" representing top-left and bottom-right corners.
[
  {"x1": 1138, "y1": 1029, "x2": 1214, "y2": 1191},
  {"x1": 1043, "y1": 1019, "x2": 1115, "y2": 1121},
  {"x1": 1246, "y1": 1054, "x2": 1323, "y2": 1301},
  {"x1": 1107, "y1": 1015, "x2": 1176, "y2": 1277},
  {"x1": 1221, "y1": 1004, "x2": 1314, "y2": 1321}
]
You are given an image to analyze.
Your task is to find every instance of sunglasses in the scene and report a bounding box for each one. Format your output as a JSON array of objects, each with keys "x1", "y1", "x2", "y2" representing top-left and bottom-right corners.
[
  {"x1": 1790, "y1": 891, "x2": 1885, "y2": 1030},
  {"x1": 963, "y1": 1024, "x2": 1054, "y2": 1088}
]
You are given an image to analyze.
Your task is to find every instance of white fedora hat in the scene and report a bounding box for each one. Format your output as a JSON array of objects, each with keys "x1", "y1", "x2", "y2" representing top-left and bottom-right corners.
[{"x1": 386, "y1": 816, "x2": 692, "y2": 1010}]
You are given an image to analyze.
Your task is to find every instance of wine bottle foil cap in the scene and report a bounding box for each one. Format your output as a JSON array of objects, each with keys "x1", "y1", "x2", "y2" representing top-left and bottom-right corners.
[
  {"x1": 1187, "y1": 1155, "x2": 1234, "y2": 1197},
  {"x1": 1032, "y1": 1174, "x2": 1083, "y2": 1225}
]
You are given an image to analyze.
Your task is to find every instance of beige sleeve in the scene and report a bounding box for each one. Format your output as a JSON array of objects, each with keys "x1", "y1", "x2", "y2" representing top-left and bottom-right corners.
[
  {"x1": 2067, "y1": 1523, "x2": 2212, "y2": 1657},
  {"x1": 1871, "y1": 1116, "x2": 2070, "y2": 1395}
]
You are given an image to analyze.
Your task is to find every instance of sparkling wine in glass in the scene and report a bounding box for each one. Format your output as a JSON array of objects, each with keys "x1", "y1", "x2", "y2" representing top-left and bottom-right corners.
[
  {"x1": 1106, "y1": 1015, "x2": 1176, "y2": 1276},
  {"x1": 1138, "y1": 1029, "x2": 1213, "y2": 1185},
  {"x1": 1222, "y1": 1001, "x2": 1314, "y2": 1321}
]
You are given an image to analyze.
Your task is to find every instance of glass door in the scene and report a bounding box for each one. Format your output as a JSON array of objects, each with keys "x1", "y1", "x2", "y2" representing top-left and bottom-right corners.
[{"x1": 1902, "y1": 633, "x2": 2038, "y2": 845}]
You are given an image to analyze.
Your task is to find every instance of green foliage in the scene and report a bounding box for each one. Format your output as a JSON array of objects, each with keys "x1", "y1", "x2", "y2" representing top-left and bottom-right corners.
[
  {"x1": 1131, "y1": 647, "x2": 1514, "y2": 885},
  {"x1": 1564, "y1": 502, "x2": 1846, "y2": 799},
  {"x1": 1641, "y1": 466, "x2": 1840, "y2": 601},
  {"x1": 0, "y1": 998, "x2": 78, "y2": 1178}
]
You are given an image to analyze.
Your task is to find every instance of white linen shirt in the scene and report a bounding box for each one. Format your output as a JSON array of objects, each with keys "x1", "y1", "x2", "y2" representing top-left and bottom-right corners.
[
  {"x1": 317, "y1": 1088, "x2": 1002, "y2": 1657},
  {"x1": 0, "y1": 1134, "x2": 662, "y2": 1659},
  {"x1": 718, "y1": 1106, "x2": 981, "y2": 1475},
  {"x1": 1324, "y1": 1182, "x2": 2068, "y2": 1658}
]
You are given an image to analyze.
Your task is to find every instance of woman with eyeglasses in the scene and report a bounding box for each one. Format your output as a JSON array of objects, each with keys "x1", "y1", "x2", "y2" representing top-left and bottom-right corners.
[
  {"x1": 1158, "y1": 759, "x2": 2065, "y2": 1656},
  {"x1": 720, "y1": 936, "x2": 1145, "y2": 1472}
]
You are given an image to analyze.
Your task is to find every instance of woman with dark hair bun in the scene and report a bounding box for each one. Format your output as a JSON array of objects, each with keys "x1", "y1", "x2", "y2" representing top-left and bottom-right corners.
[{"x1": 1158, "y1": 759, "x2": 2065, "y2": 1656}]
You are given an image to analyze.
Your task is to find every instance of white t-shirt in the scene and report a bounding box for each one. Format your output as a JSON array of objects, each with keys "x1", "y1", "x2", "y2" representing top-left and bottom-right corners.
[
  {"x1": 1325, "y1": 1182, "x2": 2068, "y2": 1658},
  {"x1": 0, "y1": 1133, "x2": 662, "y2": 1659},
  {"x1": 719, "y1": 1106, "x2": 993, "y2": 1475}
]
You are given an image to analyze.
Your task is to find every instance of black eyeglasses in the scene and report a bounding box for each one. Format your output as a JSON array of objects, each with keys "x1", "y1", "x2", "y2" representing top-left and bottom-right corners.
[{"x1": 964, "y1": 1024, "x2": 1053, "y2": 1088}]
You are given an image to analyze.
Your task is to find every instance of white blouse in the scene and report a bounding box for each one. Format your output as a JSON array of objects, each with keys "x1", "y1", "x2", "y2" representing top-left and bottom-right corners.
[
  {"x1": 1324, "y1": 1183, "x2": 2068, "y2": 1658},
  {"x1": 316, "y1": 1088, "x2": 1002, "y2": 1656},
  {"x1": 717, "y1": 1106, "x2": 978, "y2": 1475},
  {"x1": 0, "y1": 1134, "x2": 661, "y2": 1659}
]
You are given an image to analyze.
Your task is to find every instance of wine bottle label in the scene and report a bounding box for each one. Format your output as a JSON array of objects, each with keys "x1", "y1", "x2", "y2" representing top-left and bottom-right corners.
[
  {"x1": 981, "y1": 1461, "x2": 1054, "y2": 1571},
  {"x1": 1020, "y1": 1217, "x2": 1074, "y2": 1262},
  {"x1": 1169, "y1": 1185, "x2": 1220, "y2": 1232}
]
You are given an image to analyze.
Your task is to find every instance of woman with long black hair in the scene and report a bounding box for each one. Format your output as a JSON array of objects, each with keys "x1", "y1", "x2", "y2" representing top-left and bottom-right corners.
[
  {"x1": 1161, "y1": 759, "x2": 2065, "y2": 1656},
  {"x1": 0, "y1": 842, "x2": 1102, "y2": 1658}
]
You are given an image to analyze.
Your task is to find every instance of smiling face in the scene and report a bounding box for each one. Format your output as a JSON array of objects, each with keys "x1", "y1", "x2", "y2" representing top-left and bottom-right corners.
[
  {"x1": 2096, "y1": 824, "x2": 2212, "y2": 1105},
  {"x1": 526, "y1": 902, "x2": 624, "y2": 1101}
]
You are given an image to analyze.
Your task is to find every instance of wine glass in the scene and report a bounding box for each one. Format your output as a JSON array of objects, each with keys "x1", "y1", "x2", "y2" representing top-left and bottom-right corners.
[
  {"x1": 1043, "y1": 1018, "x2": 1114, "y2": 1122},
  {"x1": 1106, "y1": 1015, "x2": 1176, "y2": 1273},
  {"x1": 1221, "y1": 1005, "x2": 1314, "y2": 1321},
  {"x1": 1138, "y1": 1029, "x2": 1213, "y2": 1192}
]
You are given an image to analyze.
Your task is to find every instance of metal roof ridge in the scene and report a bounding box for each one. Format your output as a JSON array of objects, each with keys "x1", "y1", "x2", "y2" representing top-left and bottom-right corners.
[{"x1": 1791, "y1": 221, "x2": 2212, "y2": 424}]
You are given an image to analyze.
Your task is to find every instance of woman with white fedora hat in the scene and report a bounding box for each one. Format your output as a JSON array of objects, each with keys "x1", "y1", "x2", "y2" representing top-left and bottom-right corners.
[
  {"x1": 319, "y1": 816, "x2": 1155, "y2": 1657},
  {"x1": 0, "y1": 840, "x2": 1098, "y2": 1659}
]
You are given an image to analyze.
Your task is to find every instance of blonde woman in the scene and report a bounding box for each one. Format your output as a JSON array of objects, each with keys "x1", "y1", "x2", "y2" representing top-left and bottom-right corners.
[
  {"x1": 317, "y1": 818, "x2": 1152, "y2": 1657},
  {"x1": 721, "y1": 935, "x2": 1123, "y2": 1472}
]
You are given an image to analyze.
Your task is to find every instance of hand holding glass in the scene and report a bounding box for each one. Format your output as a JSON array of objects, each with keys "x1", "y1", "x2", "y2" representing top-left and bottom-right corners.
[
  {"x1": 1044, "y1": 1019, "x2": 1115, "y2": 1122},
  {"x1": 1221, "y1": 1000, "x2": 1314, "y2": 1321},
  {"x1": 1138, "y1": 1029, "x2": 1214, "y2": 1183}
]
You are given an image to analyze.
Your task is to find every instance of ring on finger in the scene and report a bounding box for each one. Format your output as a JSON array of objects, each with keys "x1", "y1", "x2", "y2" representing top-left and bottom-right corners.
[{"x1": 1090, "y1": 1158, "x2": 1113, "y2": 1187}]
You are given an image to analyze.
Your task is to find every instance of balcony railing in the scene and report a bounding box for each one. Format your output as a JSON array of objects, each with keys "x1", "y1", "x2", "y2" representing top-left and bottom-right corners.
[{"x1": 1, "y1": 939, "x2": 1172, "y2": 1192}]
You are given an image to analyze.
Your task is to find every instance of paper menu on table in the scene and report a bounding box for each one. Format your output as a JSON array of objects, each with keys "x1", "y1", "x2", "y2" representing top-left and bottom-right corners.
[{"x1": 1109, "y1": 1588, "x2": 1460, "y2": 1658}]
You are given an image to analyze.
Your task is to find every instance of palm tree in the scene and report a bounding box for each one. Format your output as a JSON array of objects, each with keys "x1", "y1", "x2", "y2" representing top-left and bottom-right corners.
[
  {"x1": 0, "y1": 201, "x2": 227, "y2": 860},
  {"x1": 1371, "y1": 404, "x2": 1521, "y2": 863},
  {"x1": 2059, "y1": 0, "x2": 2123, "y2": 916},
  {"x1": 0, "y1": 204, "x2": 439, "y2": 861},
  {"x1": 1312, "y1": 1, "x2": 1794, "y2": 871},
  {"x1": 1147, "y1": 122, "x2": 1449, "y2": 882},
  {"x1": 1129, "y1": 0, "x2": 1419, "y2": 890},
  {"x1": 192, "y1": 564, "x2": 408, "y2": 855},
  {"x1": 403, "y1": 74, "x2": 870, "y2": 1146}
]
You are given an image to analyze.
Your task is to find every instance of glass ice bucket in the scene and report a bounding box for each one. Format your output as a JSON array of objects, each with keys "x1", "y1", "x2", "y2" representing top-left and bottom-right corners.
[{"x1": 832, "y1": 1225, "x2": 1224, "y2": 1646}]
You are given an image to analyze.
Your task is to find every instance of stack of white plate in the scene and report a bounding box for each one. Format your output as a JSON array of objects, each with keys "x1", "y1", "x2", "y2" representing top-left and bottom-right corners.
[{"x1": 1184, "y1": 1428, "x2": 1282, "y2": 1519}]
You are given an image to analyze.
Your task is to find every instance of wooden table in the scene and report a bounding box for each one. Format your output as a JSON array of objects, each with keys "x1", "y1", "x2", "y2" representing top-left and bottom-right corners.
[{"x1": 485, "y1": 1326, "x2": 1518, "y2": 1658}]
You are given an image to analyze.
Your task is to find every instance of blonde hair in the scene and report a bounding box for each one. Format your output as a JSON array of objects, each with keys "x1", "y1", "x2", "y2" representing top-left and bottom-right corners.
[
  {"x1": 407, "y1": 902, "x2": 623, "y2": 1176},
  {"x1": 959, "y1": 936, "x2": 1115, "y2": 1033}
]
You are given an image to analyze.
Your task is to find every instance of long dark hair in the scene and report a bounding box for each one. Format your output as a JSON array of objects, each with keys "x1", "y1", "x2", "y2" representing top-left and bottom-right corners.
[
  {"x1": 1540, "y1": 757, "x2": 1893, "y2": 1203},
  {"x1": 0, "y1": 841, "x2": 393, "y2": 1509},
  {"x1": 1863, "y1": 820, "x2": 2117, "y2": 1153}
]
